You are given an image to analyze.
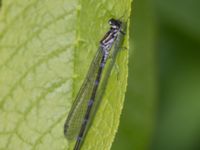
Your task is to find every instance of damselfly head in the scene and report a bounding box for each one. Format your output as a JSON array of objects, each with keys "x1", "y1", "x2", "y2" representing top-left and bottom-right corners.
[{"x1": 108, "y1": 18, "x2": 122, "y2": 29}]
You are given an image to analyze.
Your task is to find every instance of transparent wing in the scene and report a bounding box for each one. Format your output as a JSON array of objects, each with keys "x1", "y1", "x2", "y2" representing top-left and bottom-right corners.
[{"x1": 64, "y1": 48, "x2": 103, "y2": 140}]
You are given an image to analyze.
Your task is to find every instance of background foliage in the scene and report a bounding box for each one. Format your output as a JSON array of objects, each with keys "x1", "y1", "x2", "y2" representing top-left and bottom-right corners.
[{"x1": 112, "y1": 0, "x2": 200, "y2": 150}]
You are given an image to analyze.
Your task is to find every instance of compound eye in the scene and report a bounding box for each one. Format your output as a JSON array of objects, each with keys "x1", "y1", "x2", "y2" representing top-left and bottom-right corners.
[{"x1": 108, "y1": 18, "x2": 115, "y2": 25}]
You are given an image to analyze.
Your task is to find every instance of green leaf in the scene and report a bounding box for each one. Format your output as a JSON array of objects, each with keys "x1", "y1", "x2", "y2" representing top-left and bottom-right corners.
[{"x1": 0, "y1": 0, "x2": 132, "y2": 150}]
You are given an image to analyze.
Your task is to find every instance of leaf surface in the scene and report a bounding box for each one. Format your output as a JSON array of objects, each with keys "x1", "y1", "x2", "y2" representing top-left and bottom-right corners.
[{"x1": 0, "y1": 0, "x2": 132, "y2": 150}]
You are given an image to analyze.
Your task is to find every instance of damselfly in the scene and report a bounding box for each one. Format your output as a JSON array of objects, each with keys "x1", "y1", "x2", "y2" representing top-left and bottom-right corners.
[{"x1": 64, "y1": 18, "x2": 126, "y2": 150}]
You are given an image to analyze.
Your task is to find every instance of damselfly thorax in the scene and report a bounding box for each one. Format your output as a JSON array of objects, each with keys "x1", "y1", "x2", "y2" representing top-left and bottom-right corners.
[{"x1": 100, "y1": 19, "x2": 122, "y2": 61}]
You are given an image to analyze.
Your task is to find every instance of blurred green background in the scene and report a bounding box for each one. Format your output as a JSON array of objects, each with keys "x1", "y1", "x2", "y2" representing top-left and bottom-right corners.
[{"x1": 112, "y1": 0, "x2": 200, "y2": 150}]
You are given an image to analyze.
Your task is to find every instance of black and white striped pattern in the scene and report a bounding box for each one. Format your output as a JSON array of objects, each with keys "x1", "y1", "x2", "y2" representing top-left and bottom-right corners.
[{"x1": 73, "y1": 19, "x2": 123, "y2": 150}]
